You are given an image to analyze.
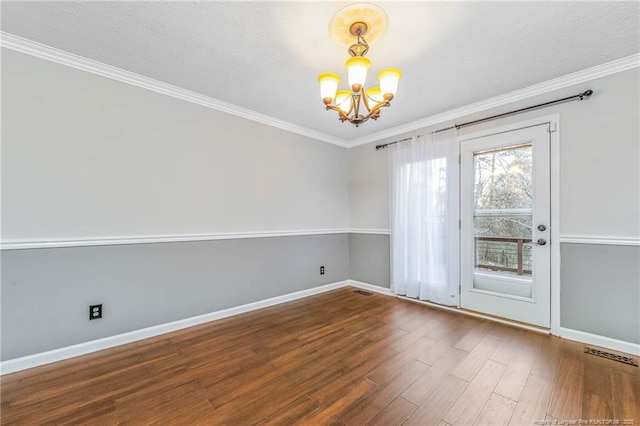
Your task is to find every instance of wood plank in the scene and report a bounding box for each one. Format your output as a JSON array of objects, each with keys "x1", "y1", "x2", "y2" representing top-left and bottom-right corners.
[
  {"x1": 300, "y1": 378, "x2": 379, "y2": 424},
  {"x1": 547, "y1": 341, "x2": 585, "y2": 420},
  {"x1": 473, "y1": 393, "x2": 517, "y2": 425},
  {"x1": 198, "y1": 361, "x2": 280, "y2": 407},
  {"x1": 308, "y1": 348, "x2": 397, "y2": 406},
  {"x1": 425, "y1": 314, "x2": 472, "y2": 342},
  {"x1": 389, "y1": 318, "x2": 443, "y2": 352},
  {"x1": 419, "y1": 325, "x2": 471, "y2": 366},
  {"x1": 367, "y1": 337, "x2": 436, "y2": 385},
  {"x1": 494, "y1": 343, "x2": 539, "y2": 401},
  {"x1": 443, "y1": 359, "x2": 507, "y2": 425},
  {"x1": 513, "y1": 330, "x2": 544, "y2": 349},
  {"x1": 404, "y1": 375, "x2": 469, "y2": 426},
  {"x1": 529, "y1": 335, "x2": 562, "y2": 380},
  {"x1": 581, "y1": 354, "x2": 614, "y2": 419},
  {"x1": 367, "y1": 397, "x2": 417, "y2": 426},
  {"x1": 111, "y1": 381, "x2": 213, "y2": 425},
  {"x1": 450, "y1": 335, "x2": 502, "y2": 382},
  {"x1": 259, "y1": 396, "x2": 320, "y2": 425},
  {"x1": 342, "y1": 359, "x2": 429, "y2": 425},
  {"x1": 402, "y1": 347, "x2": 468, "y2": 405},
  {"x1": 2, "y1": 362, "x2": 152, "y2": 424},
  {"x1": 454, "y1": 319, "x2": 493, "y2": 352},
  {"x1": 205, "y1": 376, "x2": 297, "y2": 424},
  {"x1": 508, "y1": 374, "x2": 553, "y2": 425},
  {"x1": 610, "y1": 368, "x2": 640, "y2": 422},
  {"x1": 490, "y1": 329, "x2": 525, "y2": 365}
]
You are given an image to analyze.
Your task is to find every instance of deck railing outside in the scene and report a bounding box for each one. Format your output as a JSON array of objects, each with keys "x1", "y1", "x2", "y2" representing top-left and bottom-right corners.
[{"x1": 475, "y1": 236, "x2": 532, "y2": 275}]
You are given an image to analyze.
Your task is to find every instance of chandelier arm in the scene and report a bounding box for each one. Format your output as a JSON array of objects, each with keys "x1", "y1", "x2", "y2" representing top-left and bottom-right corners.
[
  {"x1": 361, "y1": 86, "x2": 372, "y2": 113},
  {"x1": 352, "y1": 93, "x2": 361, "y2": 119},
  {"x1": 345, "y1": 98, "x2": 355, "y2": 116},
  {"x1": 359, "y1": 100, "x2": 390, "y2": 122},
  {"x1": 325, "y1": 104, "x2": 350, "y2": 121},
  {"x1": 332, "y1": 98, "x2": 355, "y2": 117},
  {"x1": 325, "y1": 98, "x2": 391, "y2": 125}
]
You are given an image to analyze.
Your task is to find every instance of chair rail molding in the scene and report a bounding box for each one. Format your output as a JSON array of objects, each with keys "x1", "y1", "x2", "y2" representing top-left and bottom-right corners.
[
  {"x1": 1, "y1": 229, "x2": 394, "y2": 250},
  {"x1": 558, "y1": 234, "x2": 640, "y2": 246}
]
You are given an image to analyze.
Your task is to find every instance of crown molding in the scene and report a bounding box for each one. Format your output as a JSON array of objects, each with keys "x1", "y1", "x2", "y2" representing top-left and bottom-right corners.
[
  {"x1": 0, "y1": 32, "x2": 349, "y2": 148},
  {"x1": 346, "y1": 53, "x2": 640, "y2": 147},
  {"x1": 3, "y1": 32, "x2": 637, "y2": 149}
]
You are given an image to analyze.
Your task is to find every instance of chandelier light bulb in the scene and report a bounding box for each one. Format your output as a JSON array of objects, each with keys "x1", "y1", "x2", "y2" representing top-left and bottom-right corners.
[
  {"x1": 318, "y1": 73, "x2": 340, "y2": 104},
  {"x1": 365, "y1": 86, "x2": 384, "y2": 107},
  {"x1": 346, "y1": 56, "x2": 371, "y2": 93},
  {"x1": 335, "y1": 90, "x2": 353, "y2": 113},
  {"x1": 378, "y1": 68, "x2": 402, "y2": 100}
]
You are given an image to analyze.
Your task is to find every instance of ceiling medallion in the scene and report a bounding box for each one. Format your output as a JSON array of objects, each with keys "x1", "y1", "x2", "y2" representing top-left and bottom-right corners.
[{"x1": 319, "y1": 3, "x2": 401, "y2": 127}]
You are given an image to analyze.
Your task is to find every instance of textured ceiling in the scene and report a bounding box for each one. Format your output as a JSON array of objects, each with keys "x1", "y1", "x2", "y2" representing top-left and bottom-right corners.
[{"x1": 2, "y1": 1, "x2": 639, "y2": 143}]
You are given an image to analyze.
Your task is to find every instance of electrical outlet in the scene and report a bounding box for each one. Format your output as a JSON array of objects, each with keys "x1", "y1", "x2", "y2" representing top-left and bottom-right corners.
[
  {"x1": 90, "y1": 304, "x2": 102, "y2": 320},
  {"x1": 320, "y1": 266, "x2": 325, "y2": 275}
]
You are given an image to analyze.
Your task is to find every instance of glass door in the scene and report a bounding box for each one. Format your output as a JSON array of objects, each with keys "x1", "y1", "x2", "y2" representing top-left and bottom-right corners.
[{"x1": 460, "y1": 125, "x2": 551, "y2": 327}]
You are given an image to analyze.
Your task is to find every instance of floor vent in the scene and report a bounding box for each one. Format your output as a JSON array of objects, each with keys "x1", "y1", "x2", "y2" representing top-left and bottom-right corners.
[
  {"x1": 353, "y1": 289, "x2": 374, "y2": 296},
  {"x1": 584, "y1": 346, "x2": 638, "y2": 367}
]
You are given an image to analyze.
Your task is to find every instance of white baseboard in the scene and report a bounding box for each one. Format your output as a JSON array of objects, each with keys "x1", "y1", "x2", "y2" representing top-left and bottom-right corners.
[
  {"x1": 4, "y1": 279, "x2": 636, "y2": 375},
  {"x1": 558, "y1": 327, "x2": 640, "y2": 356},
  {"x1": 348, "y1": 280, "x2": 396, "y2": 296},
  {"x1": 0, "y1": 280, "x2": 350, "y2": 375}
]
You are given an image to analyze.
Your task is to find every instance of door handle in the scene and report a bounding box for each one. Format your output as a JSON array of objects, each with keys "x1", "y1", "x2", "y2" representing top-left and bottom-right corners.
[{"x1": 537, "y1": 238, "x2": 547, "y2": 246}]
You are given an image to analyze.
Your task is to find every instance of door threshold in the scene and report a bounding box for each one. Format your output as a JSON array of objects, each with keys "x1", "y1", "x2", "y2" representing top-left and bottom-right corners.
[{"x1": 397, "y1": 295, "x2": 550, "y2": 334}]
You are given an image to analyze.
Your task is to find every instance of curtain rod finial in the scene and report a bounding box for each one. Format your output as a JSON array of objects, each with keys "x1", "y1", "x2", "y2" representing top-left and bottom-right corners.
[{"x1": 581, "y1": 89, "x2": 593, "y2": 99}]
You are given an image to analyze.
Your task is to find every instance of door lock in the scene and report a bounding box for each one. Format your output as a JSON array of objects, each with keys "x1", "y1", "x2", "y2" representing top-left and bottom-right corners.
[{"x1": 537, "y1": 224, "x2": 547, "y2": 232}]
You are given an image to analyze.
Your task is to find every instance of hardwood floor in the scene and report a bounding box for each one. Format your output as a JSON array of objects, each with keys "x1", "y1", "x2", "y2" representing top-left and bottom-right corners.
[{"x1": 1, "y1": 287, "x2": 639, "y2": 425}]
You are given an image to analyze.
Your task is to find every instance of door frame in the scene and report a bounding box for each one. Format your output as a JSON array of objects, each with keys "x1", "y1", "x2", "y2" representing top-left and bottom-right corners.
[{"x1": 458, "y1": 114, "x2": 560, "y2": 334}]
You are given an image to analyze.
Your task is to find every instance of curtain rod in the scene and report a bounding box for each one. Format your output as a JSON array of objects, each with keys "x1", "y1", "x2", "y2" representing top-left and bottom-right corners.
[{"x1": 375, "y1": 89, "x2": 593, "y2": 150}]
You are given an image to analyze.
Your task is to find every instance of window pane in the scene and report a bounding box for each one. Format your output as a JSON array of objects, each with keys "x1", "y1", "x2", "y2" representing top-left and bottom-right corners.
[
  {"x1": 472, "y1": 144, "x2": 533, "y2": 298},
  {"x1": 474, "y1": 144, "x2": 532, "y2": 210}
]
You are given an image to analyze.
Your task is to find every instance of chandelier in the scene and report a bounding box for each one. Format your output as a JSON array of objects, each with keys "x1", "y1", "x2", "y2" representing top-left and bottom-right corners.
[{"x1": 318, "y1": 4, "x2": 402, "y2": 127}]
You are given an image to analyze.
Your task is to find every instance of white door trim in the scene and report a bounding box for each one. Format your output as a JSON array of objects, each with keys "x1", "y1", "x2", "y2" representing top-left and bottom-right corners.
[{"x1": 459, "y1": 114, "x2": 560, "y2": 334}]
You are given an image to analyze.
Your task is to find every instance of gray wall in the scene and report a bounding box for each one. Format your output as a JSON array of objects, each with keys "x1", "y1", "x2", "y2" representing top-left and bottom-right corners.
[
  {"x1": 1, "y1": 234, "x2": 349, "y2": 360},
  {"x1": 349, "y1": 234, "x2": 390, "y2": 289},
  {"x1": 560, "y1": 244, "x2": 640, "y2": 344},
  {"x1": 349, "y1": 144, "x2": 389, "y2": 231}
]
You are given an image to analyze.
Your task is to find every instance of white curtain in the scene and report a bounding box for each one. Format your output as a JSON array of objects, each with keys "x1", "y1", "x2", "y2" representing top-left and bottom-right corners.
[{"x1": 389, "y1": 129, "x2": 459, "y2": 305}]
